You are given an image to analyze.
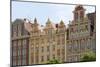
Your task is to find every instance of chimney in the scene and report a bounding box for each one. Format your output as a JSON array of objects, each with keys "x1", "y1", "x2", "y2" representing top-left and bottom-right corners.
[{"x1": 24, "y1": 18, "x2": 27, "y2": 21}]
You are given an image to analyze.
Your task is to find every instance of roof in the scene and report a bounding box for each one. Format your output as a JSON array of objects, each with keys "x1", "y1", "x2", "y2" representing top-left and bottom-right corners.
[
  {"x1": 75, "y1": 5, "x2": 84, "y2": 11},
  {"x1": 24, "y1": 22, "x2": 33, "y2": 33},
  {"x1": 44, "y1": 18, "x2": 56, "y2": 30}
]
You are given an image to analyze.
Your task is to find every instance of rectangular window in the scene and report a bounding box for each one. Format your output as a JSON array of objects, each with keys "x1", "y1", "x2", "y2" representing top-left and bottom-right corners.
[
  {"x1": 41, "y1": 56, "x2": 44, "y2": 62},
  {"x1": 62, "y1": 49, "x2": 65, "y2": 55},
  {"x1": 13, "y1": 51, "x2": 16, "y2": 56},
  {"x1": 47, "y1": 55, "x2": 50, "y2": 61},
  {"x1": 31, "y1": 55, "x2": 34, "y2": 63},
  {"x1": 53, "y1": 54, "x2": 55, "y2": 59},
  {"x1": 36, "y1": 47, "x2": 39, "y2": 53},
  {"x1": 18, "y1": 25, "x2": 22, "y2": 36},
  {"x1": 16, "y1": 25, "x2": 18, "y2": 36},
  {"x1": 57, "y1": 49, "x2": 60, "y2": 56},
  {"x1": 41, "y1": 46, "x2": 44, "y2": 52},
  {"x1": 23, "y1": 39, "x2": 26, "y2": 48},
  {"x1": 53, "y1": 45, "x2": 55, "y2": 51},
  {"x1": 21, "y1": 24, "x2": 24, "y2": 35},
  {"x1": 41, "y1": 39, "x2": 44, "y2": 44},
  {"x1": 47, "y1": 46, "x2": 50, "y2": 52},
  {"x1": 57, "y1": 39, "x2": 60, "y2": 45},
  {"x1": 35, "y1": 55, "x2": 39, "y2": 63}
]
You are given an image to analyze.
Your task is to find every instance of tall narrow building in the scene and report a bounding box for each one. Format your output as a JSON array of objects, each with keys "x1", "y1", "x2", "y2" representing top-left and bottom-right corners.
[
  {"x1": 87, "y1": 11, "x2": 96, "y2": 52},
  {"x1": 11, "y1": 19, "x2": 32, "y2": 66},
  {"x1": 66, "y1": 5, "x2": 96, "y2": 62}
]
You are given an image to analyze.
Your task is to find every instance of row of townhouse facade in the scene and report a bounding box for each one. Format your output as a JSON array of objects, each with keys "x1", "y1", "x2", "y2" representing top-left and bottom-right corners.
[{"x1": 11, "y1": 5, "x2": 96, "y2": 66}]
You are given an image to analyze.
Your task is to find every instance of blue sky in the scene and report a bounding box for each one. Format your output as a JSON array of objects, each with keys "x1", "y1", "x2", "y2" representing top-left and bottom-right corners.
[{"x1": 12, "y1": 1, "x2": 95, "y2": 25}]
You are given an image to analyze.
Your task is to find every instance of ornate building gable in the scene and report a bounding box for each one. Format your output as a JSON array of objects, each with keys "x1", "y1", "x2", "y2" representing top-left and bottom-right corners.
[
  {"x1": 24, "y1": 21, "x2": 33, "y2": 34},
  {"x1": 73, "y1": 5, "x2": 86, "y2": 22},
  {"x1": 44, "y1": 18, "x2": 56, "y2": 34},
  {"x1": 12, "y1": 18, "x2": 33, "y2": 37},
  {"x1": 31, "y1": 18, "x2": 41, "y2": 34},
  {"x1": 57, "y1": 20, "x2": 66, "y2": 33},
  {"x1": 68, "y1": 5, "x2": 90, "y2": 39}
]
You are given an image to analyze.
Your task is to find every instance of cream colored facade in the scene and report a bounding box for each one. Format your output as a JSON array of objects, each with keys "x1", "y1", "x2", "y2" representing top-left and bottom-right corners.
[{"x1": 29, "y1": 18, "x2": 67, "y2": 64}]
